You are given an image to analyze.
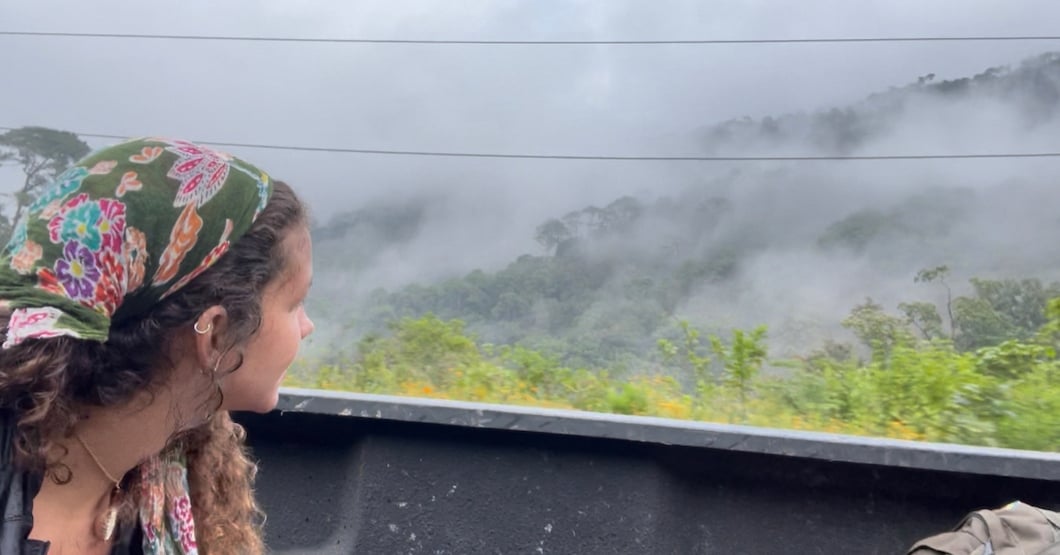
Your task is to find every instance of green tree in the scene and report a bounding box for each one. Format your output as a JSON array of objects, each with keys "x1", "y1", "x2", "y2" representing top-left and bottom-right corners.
[
  {"x1": 710, "y1": 326, "x2": 768, "y2": 420},
  {"x1": 1036, "y1": 298, "x2": 1060, "y2": 348},
  {"x1": 817, "y1": 209, "x2": 890, "y2": 251},
  {"x1": 658, "y1": 320, "x2": 712, "y2": 403},
  {"x1": 353, "y1": 314, "x2": 482, "y2": 388},
  {"x1": 491, "y1": 291, "x2": 531, "y2": 321},
  {"x1": 968, "y1": 278, "x2": 1059, "y2": 336},
  {"x1": 914, "y1": 265, "x2": 955, "y2": 338},
  {"x1": 898, "y1": 301, "x2": 944, "y2": 340},
  {"x1": 0, "y1": 126, "x2": 91, "y2": 241},
  {"x1": 883, "y1": 270, "x2": 1060, "y2": 351},
  {"x1": 953, "y1": 297, "x2": 1019, "y2": 351},
  {"x1": 994, "y1": 359, "x2": 1060, "y2": 451},
  {"x1": 975, "y1": 339, "x2": 1052, "y2": 380},
  {"x1": 842, "y1": 299, "x2": 914, "y2": 362},
  {"x1": 598, "y1": 196, "x2": 643, "y2": 234},
  {"x1": 534, "y1": 218, "x2": 573, "y2": 255}
]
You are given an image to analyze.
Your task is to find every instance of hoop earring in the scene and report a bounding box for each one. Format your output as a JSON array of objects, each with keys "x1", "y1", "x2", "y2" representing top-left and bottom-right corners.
[{"x1": 193, "y1": 321, "x2": 213, "y2": 335}]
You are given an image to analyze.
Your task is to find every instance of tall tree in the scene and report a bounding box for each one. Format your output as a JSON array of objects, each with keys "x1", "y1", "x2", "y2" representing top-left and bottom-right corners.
[
  {"x1": 914, "y1": 265, "x2": 955, "y2": 339},
  {"x1": 534, "y1": 218, "x2": 573, "y2": 255},
  {"x1": 0, "y1": 126, "x2": 91, "y2": 242}
]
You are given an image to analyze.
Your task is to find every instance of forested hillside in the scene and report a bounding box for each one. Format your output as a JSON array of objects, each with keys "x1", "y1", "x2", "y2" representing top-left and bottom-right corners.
[
  {"x1": 703, "y1": 52, "x2": 1060, "y2": 156},
  {"x1": 285, "y1": 53, "x2": 1060, "y2": 451},
  {"x1": 307, "y1": 52, "x2": 1060, "y2": 369},
  {"x1": 286, "y1": 53, "x2": 1060, "y2": 450}
]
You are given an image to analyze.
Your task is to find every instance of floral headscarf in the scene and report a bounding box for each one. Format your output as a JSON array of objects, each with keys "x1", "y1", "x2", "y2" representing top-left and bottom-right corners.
[{"x1": 0, "y1": 137, "x2": 274, "y2": 554}]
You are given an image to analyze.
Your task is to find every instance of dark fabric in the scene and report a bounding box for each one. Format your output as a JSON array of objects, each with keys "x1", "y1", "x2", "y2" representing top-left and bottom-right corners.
[
  {"x1": 0, "y1": 410, "x2": 142, "y2": 555},
  {"x1": 0, "y1": 410, "x2": 45, "y2": 555},
  {"x1": 111, "y1": 519, "x2": 143, "y2": 555}
]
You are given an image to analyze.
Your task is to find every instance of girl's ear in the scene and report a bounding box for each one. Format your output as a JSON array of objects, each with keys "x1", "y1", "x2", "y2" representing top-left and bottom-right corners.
[{"x1": 192, "y1": 305, "x2": 230, "y2": 371}]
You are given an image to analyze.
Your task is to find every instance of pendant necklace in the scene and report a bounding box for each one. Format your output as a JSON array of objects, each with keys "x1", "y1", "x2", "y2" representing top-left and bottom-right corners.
[{"x1": 73, "y1": 431, "x2": 123, "y2": 541}]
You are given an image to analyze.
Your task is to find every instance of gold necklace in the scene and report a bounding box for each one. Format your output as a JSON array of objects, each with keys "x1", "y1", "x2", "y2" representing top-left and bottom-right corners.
[{"x1": 73, "y1": 431, "x2": 122, "y2": 541}]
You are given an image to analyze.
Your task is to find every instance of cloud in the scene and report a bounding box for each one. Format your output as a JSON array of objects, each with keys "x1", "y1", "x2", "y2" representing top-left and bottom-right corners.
[
  {"x1": 3, "y1": 1, "x2": 1060, "y2": 357},
  {"x1": 5, "y1": 2, "x2": 1059, "y2": 214}
]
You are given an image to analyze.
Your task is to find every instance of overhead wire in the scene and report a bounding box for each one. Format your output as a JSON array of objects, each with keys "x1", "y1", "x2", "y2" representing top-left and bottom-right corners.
[
  {"x1": 2, "y1": 30, "x2": 1060, "y2": 45},
  {"x1": 3, "y1": 29, "x2": 1058, "y2": 162},
  {"x1": 2, "y1": 127, "x2": 1058, "y2": 162}
]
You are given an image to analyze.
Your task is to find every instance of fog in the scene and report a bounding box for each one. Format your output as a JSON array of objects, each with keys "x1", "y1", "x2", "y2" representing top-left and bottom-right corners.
[
  {"x1": 307, "y1": 51, "x2": 1060, "y2": 359},
  {"x1": 3, "y1": 1, "x2": 1060, "y2": 359}
]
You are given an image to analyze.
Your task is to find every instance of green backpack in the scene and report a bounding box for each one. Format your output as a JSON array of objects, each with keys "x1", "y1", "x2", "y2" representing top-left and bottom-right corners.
[{"x1": 908, "y1": 502, "x2": 1060, "y2": 555}]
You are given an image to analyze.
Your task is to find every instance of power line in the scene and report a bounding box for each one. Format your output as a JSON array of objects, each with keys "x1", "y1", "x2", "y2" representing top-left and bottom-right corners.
[
  {"x1": 2, "y1": 30, "x2": 1060, "y2": 45},
  {"x1": 3, "y1": 126, "x2": 1059, "y2": 162}
]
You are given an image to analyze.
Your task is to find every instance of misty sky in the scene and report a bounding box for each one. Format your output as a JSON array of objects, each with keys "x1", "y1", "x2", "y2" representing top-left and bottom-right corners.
[
  {"x1": 5, "y1": 0, "x2": 1060, "y2": 359},
  {"x1": 3, "y1": 1, "x2": 1060, "y2": 213}
]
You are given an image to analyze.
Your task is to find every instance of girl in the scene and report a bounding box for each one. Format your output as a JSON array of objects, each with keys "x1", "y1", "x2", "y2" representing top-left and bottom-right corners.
[{"x1": 0, "y1": 137, "x2": 314, "y2": 554}]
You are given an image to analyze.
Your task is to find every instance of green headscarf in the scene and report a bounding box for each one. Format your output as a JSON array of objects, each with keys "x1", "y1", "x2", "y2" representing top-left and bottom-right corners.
[
  {"x1": 0, "y1": 137, "x2": 274, "y2": 554},
  {"x1": 0, "y1": 137, "x2": 271, "y2": 344}
]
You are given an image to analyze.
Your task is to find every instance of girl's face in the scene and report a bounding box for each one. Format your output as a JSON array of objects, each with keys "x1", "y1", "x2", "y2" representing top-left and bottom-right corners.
[{"x1": 220, "y1": 226, "x2": 315, "y2": 413}]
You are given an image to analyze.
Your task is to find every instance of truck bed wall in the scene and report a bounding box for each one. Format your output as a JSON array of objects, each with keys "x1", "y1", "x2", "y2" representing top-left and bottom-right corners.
[{"x1": 235, "y1": 389, "x2": 1060, "y2": 554}]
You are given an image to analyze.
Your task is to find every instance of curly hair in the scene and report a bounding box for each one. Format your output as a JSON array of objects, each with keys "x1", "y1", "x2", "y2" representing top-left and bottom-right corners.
[{"x1": 0, "y1": 180, "x2": 307, "y2": 553}]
